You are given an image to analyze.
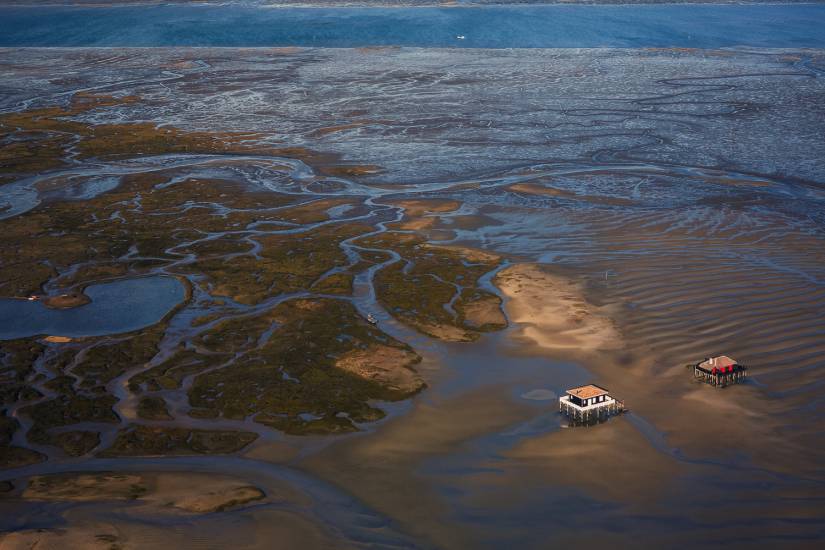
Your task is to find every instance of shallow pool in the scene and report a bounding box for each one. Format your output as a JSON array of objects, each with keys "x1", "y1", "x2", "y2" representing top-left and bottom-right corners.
[{"x1": 0, "y1": 276, "x2": 186, "y2": 340}]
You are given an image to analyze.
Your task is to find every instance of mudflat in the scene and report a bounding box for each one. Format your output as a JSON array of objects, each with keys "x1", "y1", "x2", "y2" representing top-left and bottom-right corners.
[{"x1": 0, "y1": 42, "x2": 823, "y2": 547}]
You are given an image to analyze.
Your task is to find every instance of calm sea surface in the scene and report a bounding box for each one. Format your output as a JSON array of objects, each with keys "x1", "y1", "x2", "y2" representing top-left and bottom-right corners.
[{"x1": 1, "y1": 4, "x2": 824, "y2": 48}]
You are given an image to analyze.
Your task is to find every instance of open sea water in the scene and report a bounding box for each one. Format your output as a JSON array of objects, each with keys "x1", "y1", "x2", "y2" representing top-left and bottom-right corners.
[{"x1": 1, "y1": 4, "x2": 824, "y2": 48}]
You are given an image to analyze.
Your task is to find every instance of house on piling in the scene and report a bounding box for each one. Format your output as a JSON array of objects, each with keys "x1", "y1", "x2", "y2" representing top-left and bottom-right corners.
[
  {"x1": 559, "y1": 384, "x2": 624, "y2": 424},
  {"x1": 694, "y1": 356, "x2": 747, "y2": 387}
]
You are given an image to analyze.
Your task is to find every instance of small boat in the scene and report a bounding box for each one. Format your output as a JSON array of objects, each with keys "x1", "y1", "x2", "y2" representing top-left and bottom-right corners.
[
  {"x1": 27, "y1": 295, "x2": 39, "y2": 301},
  {"x1": 367, "y1": 313, "x2": 378, "y2": 325},
  {"x1": 456, "y1": 35, "x2": 466, "y2": 40}
]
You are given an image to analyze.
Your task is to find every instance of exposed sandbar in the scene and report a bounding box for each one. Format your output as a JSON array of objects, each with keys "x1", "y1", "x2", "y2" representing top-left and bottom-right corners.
[{"x1": 495, "y1": 263, "x2": 621, "y2": 354}]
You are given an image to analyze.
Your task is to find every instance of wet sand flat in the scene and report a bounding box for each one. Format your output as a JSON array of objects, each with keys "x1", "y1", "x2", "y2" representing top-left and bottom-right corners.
[
  {"x1": 1, "y1": 44, "x2": 824, "y2": 547},
  {"x1": 0, "y1": 470, "x2": 352, "y2": 549}
]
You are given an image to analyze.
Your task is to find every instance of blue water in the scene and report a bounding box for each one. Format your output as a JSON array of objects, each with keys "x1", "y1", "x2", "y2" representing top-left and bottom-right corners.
[
  {"x1": 0, "y1": 276, "x2": 186, "y2": 340},
  {"x1": 1, "y1": 4, "x2": 824, "y2": 48}
]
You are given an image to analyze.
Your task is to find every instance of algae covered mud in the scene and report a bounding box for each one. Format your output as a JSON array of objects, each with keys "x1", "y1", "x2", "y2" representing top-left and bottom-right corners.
[{"x1": 1, "y1": 21, "x2": 825, "y2": 550}]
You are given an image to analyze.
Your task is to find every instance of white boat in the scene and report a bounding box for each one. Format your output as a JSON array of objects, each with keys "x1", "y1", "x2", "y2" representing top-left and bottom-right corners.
[{"x1": 367, "y1": 313, "x2": 378, "y2": 325}]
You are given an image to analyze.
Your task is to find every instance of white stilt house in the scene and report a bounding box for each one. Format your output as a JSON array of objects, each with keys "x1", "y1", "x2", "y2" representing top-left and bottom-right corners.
[{"x1": 559, "y1": 384, "x2": 624, "y2": 424}]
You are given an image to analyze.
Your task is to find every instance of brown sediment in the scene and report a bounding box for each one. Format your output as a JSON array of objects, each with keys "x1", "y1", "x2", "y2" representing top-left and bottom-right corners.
[
  {"x1": 455, "y1": 293, "x2": 507, "y2": 330},
  {"x1": 409, "y1": 321, "x2": 475, "y2": 342},
  {"x1": 4, "y1": 471, "x2": 344, "y2": 549},
  {"x1": 430, "y1": 244, "x2": 499, "y2": 264},
  {"x1": 594, "y1": 215, "x2": 825, "y2": 474},
  {"x1": 22, "y1": 471, "x2": 265, "y2": 513},
  {"x1": 494, "y1": 263, "x2": 621, "y2": 354},
  {"x1": 273, "y1": 197, "x2": 363, "y2": 224},
  {"x1": 302, "y1": 387, "x2": 537, "y2": 550},
  {"x1": 393, "y1": 216, "x2": 437, "y2": 231},
  {"x1": 316, "y1": 164, "x2": 384, "y2": 177},
  {"x1": 43, "y1": 336, "x2": 72, "y2": 343},
  {"x1": 41, "y1": 292, "x2": 90, "y2": 309},
  {"x1": 335, "y1": 345, "x2": 425, "y2": 395},
  {"x1": 493, "y1": 201, "x2": 825, "y2": 479},
  {"x1": 385, "y1": 198, "x2": 462, "y2": 217},
  {"x1": 384, "y1": 198, "x2": 464, "y2": 233},
  {"x1": 22, "y1": 471, "x2": 144, "y2": 501},
  {"x1": 508, "y1": 183, "x2": 574, "y2": 198},
  {"x1": 0, "y1": 44, "x2": 821, "y2": 547},
  {"x1": 502, "y1": 416, "x2": 681, "y2": 504}
]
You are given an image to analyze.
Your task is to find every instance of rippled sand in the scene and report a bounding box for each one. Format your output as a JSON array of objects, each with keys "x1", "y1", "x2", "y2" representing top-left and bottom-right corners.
[
  {"x1": 1, "y1": 46, "x2": 824, "y2": 547},
  {"x1": 495, "y1": 263, "x2": 621, "y2": 353}
]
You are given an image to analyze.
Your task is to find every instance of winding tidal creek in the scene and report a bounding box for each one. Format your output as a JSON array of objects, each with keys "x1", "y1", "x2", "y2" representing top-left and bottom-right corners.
[{"x1": 1, "y1": 4, "x2": 825, "y2": 548}]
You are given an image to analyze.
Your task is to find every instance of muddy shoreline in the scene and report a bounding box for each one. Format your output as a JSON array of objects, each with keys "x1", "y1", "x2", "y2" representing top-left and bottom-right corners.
[{"x1": 1, "y1": 45, "x2": 824, "y2": 547}]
